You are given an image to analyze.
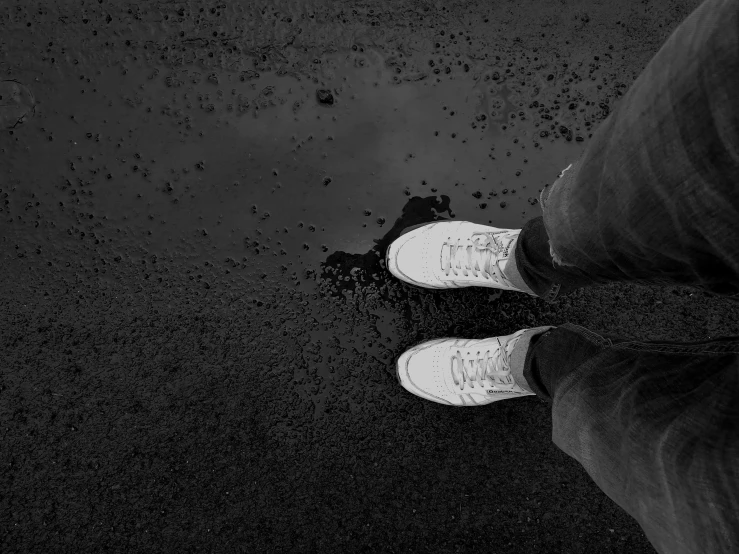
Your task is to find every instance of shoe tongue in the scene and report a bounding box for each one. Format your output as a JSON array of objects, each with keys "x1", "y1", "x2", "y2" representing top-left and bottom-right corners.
[
  {"x1": 504, "y1": 333, "x2": 520, "y2": 359},
  {"x1": 475, "y1": 232, "x2": 513, "y2": 276}
]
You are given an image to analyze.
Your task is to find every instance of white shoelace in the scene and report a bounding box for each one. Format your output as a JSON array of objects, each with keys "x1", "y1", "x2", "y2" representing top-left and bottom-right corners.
[
  {"x1": 451, "y1": 337, "x2": 518, "y2": 392},
  {"x1": 441, "y1": 232, "x2": 515, "y2": 286}
]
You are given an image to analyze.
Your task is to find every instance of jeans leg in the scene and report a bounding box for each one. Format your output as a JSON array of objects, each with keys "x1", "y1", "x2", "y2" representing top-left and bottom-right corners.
[
  {"x1": 512, "y1": 0, "x2": 739, "y2": 303},
  {"x1": 522, "y1": 323, "x2": 739, "y2": 554}
]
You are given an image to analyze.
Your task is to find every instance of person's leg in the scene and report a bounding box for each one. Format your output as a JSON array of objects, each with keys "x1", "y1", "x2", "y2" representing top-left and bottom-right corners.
[
  {"x1": 501, "y1": 1, "x2": 739, "y2": 552},
  {"x1": 507, "y1": 0, "x2": 739, "y2": 304},
  {"x1": 515, "y1": 324, "x2": 739, "y2": 554}
]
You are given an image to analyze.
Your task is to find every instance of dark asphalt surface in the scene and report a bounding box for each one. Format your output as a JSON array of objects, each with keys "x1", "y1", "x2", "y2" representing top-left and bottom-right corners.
[{"x1": 3, "y1": 0, "x2": 736, "y2": 552}]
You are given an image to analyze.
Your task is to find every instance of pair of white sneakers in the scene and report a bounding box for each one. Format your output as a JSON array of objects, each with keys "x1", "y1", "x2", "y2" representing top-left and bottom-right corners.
[{"x1": 385, "y1": 221, "x2": 537, "y2": 406}]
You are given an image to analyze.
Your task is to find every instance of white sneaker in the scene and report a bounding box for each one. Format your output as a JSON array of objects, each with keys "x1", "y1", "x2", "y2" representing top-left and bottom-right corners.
[
  {"x1": 385, "y1": 221, "x2": 527, "y2": 292},
  {"x1": 396, "y1": 329, "x2": 534, "y2": 406}
]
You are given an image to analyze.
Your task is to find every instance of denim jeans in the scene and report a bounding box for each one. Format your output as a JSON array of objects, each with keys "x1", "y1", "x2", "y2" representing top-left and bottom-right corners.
[{"x1": 510, "y1": 0, "x2": 739, "y2": 552}]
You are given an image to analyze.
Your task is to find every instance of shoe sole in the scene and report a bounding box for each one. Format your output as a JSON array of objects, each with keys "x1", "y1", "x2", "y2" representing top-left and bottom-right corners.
[{"x1": 399, "y1": 222, "x2": 432, "y2": 237}]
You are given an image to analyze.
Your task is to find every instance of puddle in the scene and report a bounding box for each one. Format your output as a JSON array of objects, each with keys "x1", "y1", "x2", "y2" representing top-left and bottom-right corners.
[{"x1": 3, "y1": 41, "x2": 590, "y2": 421}]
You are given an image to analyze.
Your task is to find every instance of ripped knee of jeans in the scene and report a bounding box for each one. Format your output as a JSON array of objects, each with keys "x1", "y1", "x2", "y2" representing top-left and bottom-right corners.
[{"x1": 549, "y1": 241, "x2": 578, "y2": 268}]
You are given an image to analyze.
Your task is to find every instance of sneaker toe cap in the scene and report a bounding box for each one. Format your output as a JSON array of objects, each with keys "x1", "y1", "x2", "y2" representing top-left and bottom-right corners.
[
  {"x1": 389, "y1": 233, "x2": 441, "y2": 287},
  {"x1": 397, "y1": 340, "x2": 454, "y2": 404}
]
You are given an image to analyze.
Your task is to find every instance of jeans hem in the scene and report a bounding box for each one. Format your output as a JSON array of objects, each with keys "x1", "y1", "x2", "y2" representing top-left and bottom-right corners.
[{"x1": 532, "y1": 161, "x2": 577, "y2": 304}]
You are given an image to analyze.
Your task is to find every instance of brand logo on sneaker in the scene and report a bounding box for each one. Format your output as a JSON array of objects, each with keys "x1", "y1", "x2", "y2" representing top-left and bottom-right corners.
[{"x1": 488, "y1": 389, "x2": 523, "y2": 394}]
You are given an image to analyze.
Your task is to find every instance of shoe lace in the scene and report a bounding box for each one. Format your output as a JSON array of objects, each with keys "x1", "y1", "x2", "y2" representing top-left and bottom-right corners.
[
  {"x1": 441, "y1": 232, "x2": 513, "y2": 285},
  {"x1": 451, "y1": 337, "x2": 517, "y2": 392}
]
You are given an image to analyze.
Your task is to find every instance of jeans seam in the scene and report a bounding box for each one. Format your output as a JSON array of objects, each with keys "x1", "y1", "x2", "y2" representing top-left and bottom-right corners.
[
  {"x1": 561, "y1": 323, "x2": 613, "y2": 347},
  {"x1": 610, "y1": 342, "x2": 739, "y2": 355},
  {"x1": 561, "y1": 323, "x2": 739, "y2": 354}
]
